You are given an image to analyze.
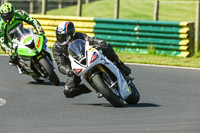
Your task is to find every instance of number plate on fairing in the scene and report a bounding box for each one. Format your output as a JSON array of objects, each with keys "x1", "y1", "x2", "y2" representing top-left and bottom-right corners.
[{"x1": 21, "y1": 34, "x2": 33, "y2": 45}]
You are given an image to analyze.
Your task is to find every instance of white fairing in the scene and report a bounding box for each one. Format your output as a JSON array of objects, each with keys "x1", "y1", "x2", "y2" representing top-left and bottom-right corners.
[{"x1": 69, "y1": 40, "x2": 131, "y2": 100}]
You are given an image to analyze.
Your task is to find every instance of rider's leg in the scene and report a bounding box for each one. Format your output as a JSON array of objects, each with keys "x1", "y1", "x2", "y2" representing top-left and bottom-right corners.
[
  {"x1": 63, "y1": 75, "x2": 91, "y2": 98},
  {"x1": 9, "y1": 56, "x2": 26, "y2": 75},
  {"x1": 9, "y1": 55, "x2": 17, "y2": 66},
  {"x1": 100, "y1": 42, "x2": 131, "y2": 76}
]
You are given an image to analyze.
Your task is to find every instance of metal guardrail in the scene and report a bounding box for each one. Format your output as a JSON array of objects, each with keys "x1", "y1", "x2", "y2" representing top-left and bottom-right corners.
[
  {"x1": 24, "y1": 14, "x2": 194, "y2": 57},
  {"x1": 94, "y1": 18, "x2": 195, "y2": 57}
]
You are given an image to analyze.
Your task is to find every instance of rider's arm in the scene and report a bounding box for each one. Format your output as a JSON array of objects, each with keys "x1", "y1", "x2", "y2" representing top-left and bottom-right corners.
[
  {"x1": 52, "y1": 43, "x2": 71, "y2": 75},
  {"x1": 1, "y1": 36, "x2": 8, "y2": 52},
  {"x1": 77, "y1": 32, "x2": 107, "y2": 47},
  {"x1": 0, "y1": 24, "x2": 12, "y2": 53},
  {"x1": 15, "y1": 10, "x2": 44, "y2": 35}
]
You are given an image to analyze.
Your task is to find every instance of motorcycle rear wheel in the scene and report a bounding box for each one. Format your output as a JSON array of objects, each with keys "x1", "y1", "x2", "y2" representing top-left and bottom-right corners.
[
  {"x1": 38, "y1": 57, "x2": 60, "y2": 86},
  {"x1": 92, "y1": 73, "x2": 124, "y2": 107}
]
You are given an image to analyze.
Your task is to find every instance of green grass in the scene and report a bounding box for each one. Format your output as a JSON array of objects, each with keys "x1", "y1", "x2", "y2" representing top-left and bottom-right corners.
[
  {"x1": 1, "y1": 46, "x2": 200, "y2": 68},
  {"x1": 46, "y1": 0, "x2": 197, "y2": 22},
  {"x1": 0, "y1": 47, "x2": 5, "y2": 54},
  {"x1": 118, "y1": 52, "x2": 200, "y2": 68}
]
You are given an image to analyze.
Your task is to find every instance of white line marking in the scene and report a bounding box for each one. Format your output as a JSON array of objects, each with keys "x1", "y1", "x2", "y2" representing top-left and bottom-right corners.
[
  {"x1": 0, "y1": 98, "x2": 6, "y2": 107},
  {"x1": 0, "y1": 54, "x2": 8, "y2": 56},
  {"x1": 126, "y1": 63, "x2": 200, "y2": 70}
]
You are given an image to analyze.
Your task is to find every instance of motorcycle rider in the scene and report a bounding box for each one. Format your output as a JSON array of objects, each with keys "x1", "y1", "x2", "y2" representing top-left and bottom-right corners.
[
  {"x1": 52, "y1": 21, "x2": 131, "y2": 98},
  {"x1": 0, "y1": 3, "x2": 45, "y2": 74}
]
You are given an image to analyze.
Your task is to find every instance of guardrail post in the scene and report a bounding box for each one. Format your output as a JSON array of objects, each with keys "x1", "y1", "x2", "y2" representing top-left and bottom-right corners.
[
  {"x1": 77, "y1": 0, "x2": 82, "y2": 17},
  {"x1": 114, "y1": 0, "x2": 120, "y2": 19},
  {"x1": 195, "y1": 0, "x2": 200, "y2": 53},
  {"x1": 29, "y1": 0, "x2": 34, "y2": 14},
  {"x1": 188, "y1": 23, "x2": 195, "y2": 56},
  {"x1": 154, "y1": 0, "x2": 159, "y2": 21},
  {"x1": 86, "y1": 0, "x2": 89, "y2": 4},
  {"x1": 41, "y1": 0, "x2": 47, "y2": 15},
  {"x1": 58, "y1": 0, "x2": 62, "y2": 9},
  {"x1": 2, "y1": 0, "x2": 8, "y2": 4}
]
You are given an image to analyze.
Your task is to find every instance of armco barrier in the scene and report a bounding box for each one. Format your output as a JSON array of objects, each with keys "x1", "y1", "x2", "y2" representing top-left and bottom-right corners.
[{"x1": 24, "y1": 15, "x2": 194, "y2": 57}]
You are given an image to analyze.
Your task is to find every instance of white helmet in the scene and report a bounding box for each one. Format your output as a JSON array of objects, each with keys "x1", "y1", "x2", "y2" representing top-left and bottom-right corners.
[{"x1": 56, "y1": 21, "x2": 75, "y2": 44}]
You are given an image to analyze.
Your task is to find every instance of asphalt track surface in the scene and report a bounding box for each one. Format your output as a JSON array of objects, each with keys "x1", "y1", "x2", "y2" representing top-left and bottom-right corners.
[{"x1": 0, "y1": 56, "x2": 200, "y2": 133}]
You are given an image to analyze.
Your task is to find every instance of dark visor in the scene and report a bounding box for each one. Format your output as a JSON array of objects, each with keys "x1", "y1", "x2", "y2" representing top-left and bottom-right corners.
[{"x1": 1, "y1": 12, "x2": 13, "y2": 23}]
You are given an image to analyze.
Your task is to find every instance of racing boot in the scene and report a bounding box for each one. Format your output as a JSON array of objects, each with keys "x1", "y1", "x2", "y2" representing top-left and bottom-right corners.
[
  {"x1": 31, "y1": 75, "x2": 44, "y2": 83},
  {"x1": 16, "y1": 65, "x2": 27, "y2": 75},
  {"x1": 9, "y1": 56, "x2": 17, "y2": 66},
  {"x1": 63, "y1": 85, "x2": 91, "y2": 98},
  {"x1": 114, "y1": 57, "x2": 131, "y2": 76},
  {"x1": 101, "y1": 43, "x2": 131, "y2": 76},
  {"x1": 9, "y1": 56, "x2": 26, "y2": 74}
]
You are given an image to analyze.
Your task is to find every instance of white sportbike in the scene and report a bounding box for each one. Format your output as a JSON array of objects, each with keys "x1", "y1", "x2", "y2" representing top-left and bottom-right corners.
[{"x1": 68, "y1": 39, "x2": 140, "y2": 107}]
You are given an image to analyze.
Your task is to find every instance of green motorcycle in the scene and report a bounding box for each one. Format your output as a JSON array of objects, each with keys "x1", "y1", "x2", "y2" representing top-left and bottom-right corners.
[{"x1": 10, "y1": 24, "x2": 60, "y2": 85}]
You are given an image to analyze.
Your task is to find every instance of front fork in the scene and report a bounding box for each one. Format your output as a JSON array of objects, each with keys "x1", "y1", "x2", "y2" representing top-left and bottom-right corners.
[
  {"x1": 96, "y1": 65, "x2": 118, "y2": 88},
  {"x1": 87, "y1": 64, "x2": 118, "y2": 92}
]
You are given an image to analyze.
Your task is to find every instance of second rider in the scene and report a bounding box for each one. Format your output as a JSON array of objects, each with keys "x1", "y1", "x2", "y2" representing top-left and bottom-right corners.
[{"x1": 52, "y1": 21, "x2": 131, "y2": 98}]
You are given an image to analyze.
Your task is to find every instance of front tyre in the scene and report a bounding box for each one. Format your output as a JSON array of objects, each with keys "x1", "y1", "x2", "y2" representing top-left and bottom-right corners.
[
  {"x1": 92, "y1": 73, "x2": 124, "y2": 107},
  {"x1": 125, "y1": 83, "x2": 140, "y2": 104},
  {"x1": 39, "y1": 57, "x2": 60, "y2": 86}
]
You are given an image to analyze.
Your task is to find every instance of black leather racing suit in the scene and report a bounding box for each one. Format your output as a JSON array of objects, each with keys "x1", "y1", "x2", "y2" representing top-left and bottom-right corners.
[{"x1": 52, "y1": 32, "x2": 131, "y2": 98}]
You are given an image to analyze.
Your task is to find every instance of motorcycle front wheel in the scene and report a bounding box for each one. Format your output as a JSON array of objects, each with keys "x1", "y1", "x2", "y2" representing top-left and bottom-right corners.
[
  {"x1": 125, "y1": 82, "x2": 140, "y2": 104},
  {"x1": 38, "y1": 57, "x2": 60, "y2": 86},
  {"x1": 91, "y1": 73, "x2": 124, "y2": 107}
]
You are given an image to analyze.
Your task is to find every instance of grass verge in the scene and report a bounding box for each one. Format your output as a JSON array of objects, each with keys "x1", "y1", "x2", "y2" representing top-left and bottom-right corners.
[
  {"x1": 1, "y1": 47, "x2": 200, "y2": 68},
  {"x1": 117, "y1": 52, "x2": 200, "y2": 68},
  {"x1": 0, "y1": 48, "x2": 5, "y2": 54}
]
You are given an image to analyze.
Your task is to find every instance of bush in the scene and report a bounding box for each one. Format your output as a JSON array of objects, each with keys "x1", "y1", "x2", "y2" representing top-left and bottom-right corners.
[
  {"x1": 193, "y1": 52, "x2": 200, "y2": 58},
  {"x1": 147, "y1": 44, "x2": 156, "y2": 55}
]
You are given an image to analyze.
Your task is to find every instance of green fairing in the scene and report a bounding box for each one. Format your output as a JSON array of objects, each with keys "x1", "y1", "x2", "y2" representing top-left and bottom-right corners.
[
  {"x1": 35, "y1": 35, "x2": 44, "y2": 52},
  {"x1": 17, "y1": 35, "x2": 44, "y2": 57},
  {"x1": 17, "y1": 48, "x2": 36, "y2": 57}
]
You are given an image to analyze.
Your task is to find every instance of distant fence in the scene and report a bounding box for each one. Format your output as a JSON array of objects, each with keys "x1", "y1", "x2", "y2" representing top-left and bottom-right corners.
[
  {"x1": 24, "y1": 14, "x2": 194, "y2": 57},
  {"x1": 0, "y1": 0, "x2": 98, "y2": 14},
  {"x1": 93, "y1": 19, "x2": 194, "y2": 57}
]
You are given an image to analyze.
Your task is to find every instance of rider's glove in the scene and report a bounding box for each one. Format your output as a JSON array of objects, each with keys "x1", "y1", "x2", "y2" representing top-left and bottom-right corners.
[
  {"x1": 37, "y1": 25, "x2": 45, "y2": 35},
  {"x1": 65, "y1": 69, "x2": 74, "y2": 77},
  {"x1": 38, "y1": 31, "x2": 45, "y2": 36},
  {"x1": 6, "y1": 48, "x2": 15, "y2": 56},
  {"x1": 97, "y1": 39, "x2": 105, "y2": 44},
  {"x1": 6, "y1": 48, "x2": 11, "y2": 54}
]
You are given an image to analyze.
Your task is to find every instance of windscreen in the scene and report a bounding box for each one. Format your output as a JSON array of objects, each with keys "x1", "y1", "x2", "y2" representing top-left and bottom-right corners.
[
  {"x1": 9, "y1": 24, "x2": 31, "y2": 40},
  {"x1": 68, "y1": 39, "x2": 86, "y2": 61}
]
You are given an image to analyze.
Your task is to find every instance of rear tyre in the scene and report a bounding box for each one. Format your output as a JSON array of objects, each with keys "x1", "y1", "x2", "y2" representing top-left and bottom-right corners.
[
  {"x1": 39, "y1": 57, "x2": 60, "y2": 86},
  {"x1": 125, "y1": 83, "x2": 140, "y2": 104},
  {"x1": 92, "y1": 73, "x2": 124, "y2": 107}
]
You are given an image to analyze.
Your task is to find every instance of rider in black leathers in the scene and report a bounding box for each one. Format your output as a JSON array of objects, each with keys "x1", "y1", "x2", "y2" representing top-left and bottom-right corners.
[{"x1": 52, "y1": 21, "x2": 131, "y2": 98}]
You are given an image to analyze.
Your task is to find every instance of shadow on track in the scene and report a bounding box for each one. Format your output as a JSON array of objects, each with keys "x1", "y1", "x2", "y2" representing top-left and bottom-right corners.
[
  {"x1": 74, "y1": 102, "x2": 161, "y2": 108},
  {"x1": 28, "y1": 81, "x2": 65, "y2": 86},
  {"x1": 123, "y1": 103, "x2": 161, "y2": 108}
]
